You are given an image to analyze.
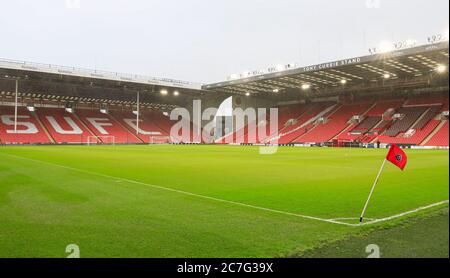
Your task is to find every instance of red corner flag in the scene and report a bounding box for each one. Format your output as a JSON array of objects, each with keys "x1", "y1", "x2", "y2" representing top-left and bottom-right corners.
[
  {"x1": 386, "y1": 144, "x2": 408, "y2": 171},
  {"x1": 360, "y1": 145, "x2": 408, "y2": 222}
]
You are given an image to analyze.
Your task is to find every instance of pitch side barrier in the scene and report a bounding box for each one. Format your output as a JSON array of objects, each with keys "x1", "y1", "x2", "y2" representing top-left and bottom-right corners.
[{"x1": 0, "y1": 142, "x2": 448, "y2": 150}]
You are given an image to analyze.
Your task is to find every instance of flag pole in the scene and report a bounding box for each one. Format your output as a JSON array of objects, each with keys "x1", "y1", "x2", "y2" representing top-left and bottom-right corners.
[{"x1": 360, "y1": 159, "x2": 387, "y2": 223}]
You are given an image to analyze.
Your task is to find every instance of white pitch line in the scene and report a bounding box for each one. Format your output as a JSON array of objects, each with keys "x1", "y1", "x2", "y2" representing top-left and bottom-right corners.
[
  {"x1": 360, "y1": 200, "x2": 449, "y2": 226},
  {"x1": 330, "y1": 217, "x2": 375, "y2": 221},
  {"x1": 0, "y1": 152, "x2": 448, "y2": 227},
  {"x1": 0, "y1": 153, "x2": 352, "y2": 226}
]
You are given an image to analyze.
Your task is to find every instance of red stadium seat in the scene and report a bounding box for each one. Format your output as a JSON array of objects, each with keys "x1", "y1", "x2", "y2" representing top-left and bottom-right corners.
[
  {"x1": 297, "y1": 103, "x2": 372, "y2": 143},
  {"x1": 109, "y1": 110, "x2": 168, "y2": 143},
  {"x1": 76, "y1": 109, "x2": 142, "y2": 144},
  {"x1": 37, "y1": 108, "x2": 93, "y2": 144},
  {"x1": 0, "y1": 106, "x2": 52, "y2": 144},
  {"x1": 425, "y1": 121, "x2": 449, "y2": 147}
]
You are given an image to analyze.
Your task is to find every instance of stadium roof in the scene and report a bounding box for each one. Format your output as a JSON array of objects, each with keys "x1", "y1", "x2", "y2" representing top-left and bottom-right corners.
[
  {"x1": 0, "y1": 58, "x2": 203, "y2": 90},
  {"x1": 0, "y1": 42, "x2": 448, "y2": 106},
  {"x1": 0, "y1": 58, "x2": 207, "y2": 110},
  {"x1": 203, "y1": 42, "x2": 449, "y2": 98}
]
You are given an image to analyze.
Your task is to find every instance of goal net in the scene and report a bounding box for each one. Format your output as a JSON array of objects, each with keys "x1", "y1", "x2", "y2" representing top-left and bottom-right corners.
[
  {"x1": 87, "y1": 136, "x2": 116, "y2": 146},
  {"x1": 148, "y1": 136, "x2": 172, "y2": 145}
]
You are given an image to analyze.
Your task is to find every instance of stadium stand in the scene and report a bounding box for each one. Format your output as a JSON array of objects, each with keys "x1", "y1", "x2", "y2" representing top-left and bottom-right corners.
[
  {"x1": 76, "y1": 109, "x2": 142, "y2": 144},
  {"x1": 37, "y1": 108, "x2": 93, "y2": 144},
  {"x1": 277, "y1": 104, "x2": 309, "y2": 131},
  {"x1": 379, "y1": 119, "x2": 440, "y2": 145},
  {"x1": 296, "y1": 102, "x2": 373, "y2": 143},
  {"x1": 412, "y1": 106, "x2": 442, "y2": 129},
  {"x1": 0, "y1": 95, "x2": 448, "y2": 147},
  {"x1": 144, "y1": 110, "x2": 175, "y2": 135},
  {"x1": 216, "y1": 106, "x2": 290, "y2": 144},
  {"x1": 365, "y1": 100, "x2": 405, "y2": 116},
  {"x1": 0, "y1": 106, "x2": 52, "y2": 144},
  {"x1": 405, "y1": 95, "x2": 448, "y2": 106},
  {"x1": 110, "y1": 110, "x2": 168, "y2": 143},
  {"x1": 423, "y1": 121, "x2": 449, "y2": 147},
  {"x1": 382, "y1": 106, "x2": 429, "y2": 137},
  {"x1": 273, "y1": 102, "x2": 336, "y2": 144}
]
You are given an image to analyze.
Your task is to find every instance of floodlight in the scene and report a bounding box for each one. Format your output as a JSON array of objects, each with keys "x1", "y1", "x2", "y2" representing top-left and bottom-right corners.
[
  {"x1": 173, "y1": 91, "x2": 180, "y2": 96},
  {"x1": 272, "y1": 89, "x2": 280, "y2": 93},
  {"x1": 383, "y1": 73, "x2": 391, "y2": 79},
  {"x1": 160, "y1": 89, "x2": 168, "y2": 96},
  {"x1": 26, "y1": 104, "x2": 35, "y2": 112},
  {"x1": 245, "y1": 92, "x2": 250, "y2": 97},
  {"x1": 436, "y1": 65, "x2": 447, "y2": 73},
  {"x1": 301, "y1": 84, "x2": 311, "y2": 90},
  {"x1": 378, "y1": 41, "x2": 394, "y2": 53},
  {"x1": 340, "y1": 79, "x2": 347, "y2": 85}
]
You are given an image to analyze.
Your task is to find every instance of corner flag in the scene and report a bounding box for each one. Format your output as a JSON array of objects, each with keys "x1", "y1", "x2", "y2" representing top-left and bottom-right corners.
[
  {"x1": 359, "y1": 145, "x2": 408, "y2": 223},
  {"x1": 386, "y1": 144, "x2": 407, "y2": 171}
]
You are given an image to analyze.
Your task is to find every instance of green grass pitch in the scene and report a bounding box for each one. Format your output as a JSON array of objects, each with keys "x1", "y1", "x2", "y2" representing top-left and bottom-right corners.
[{"x1": 0, "y1": 145, "x2": 448, "y2": 258}]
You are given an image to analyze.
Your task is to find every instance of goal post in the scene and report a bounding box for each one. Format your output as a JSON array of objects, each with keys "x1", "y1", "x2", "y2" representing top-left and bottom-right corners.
[
  {"x1": 148, "y1": 136, "x2": 172, "y2": 145},
  {"x1": 86, "y1": 136, "x2": 116, "y2": 146}
]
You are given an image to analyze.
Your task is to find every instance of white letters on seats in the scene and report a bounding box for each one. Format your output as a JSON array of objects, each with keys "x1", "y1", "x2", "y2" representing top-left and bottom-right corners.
[
  {"x1": 123, "y1": 119, "x2": 162, "y2": 135},
  {"x1": 47, "y1": 116, "x2": 83, "y2": 134},
  {"x1": 86, "y1": 118, "x2": 113, "y2": 135},
  {"x1": 1, "y1": 115, "x2": 38, "y2": 134}
]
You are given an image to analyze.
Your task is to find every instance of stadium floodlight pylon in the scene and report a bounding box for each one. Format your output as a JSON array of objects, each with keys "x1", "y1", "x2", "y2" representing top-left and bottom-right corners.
[
  {"x1": 87, "y1": 136, "x2": 116, "y2": 146},
  {"x1": 149, "y1": 136, "x2": 172, "y2": 145}
]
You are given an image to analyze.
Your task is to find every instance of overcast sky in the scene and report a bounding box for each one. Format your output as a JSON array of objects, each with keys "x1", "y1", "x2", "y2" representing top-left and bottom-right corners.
[{"x1": 0, "y1": 0, "x2": 448, "y2": 84}]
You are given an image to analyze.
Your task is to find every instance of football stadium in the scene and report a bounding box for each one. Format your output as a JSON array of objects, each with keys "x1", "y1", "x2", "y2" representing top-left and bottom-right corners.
[{"x1": 0, "y1": 1, "x2": 448, "y2": 261}]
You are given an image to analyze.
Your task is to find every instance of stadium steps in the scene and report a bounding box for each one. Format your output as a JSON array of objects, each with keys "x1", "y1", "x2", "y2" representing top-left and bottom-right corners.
[
  {"x1": 368, "y1": 119, "x2": 387, "y2": 144},
  {"x1": 410, "y1": 107, "x2": 431, "y2": 130},
  {"x1": 420, "y1": 120, "x2": 447, "y2": 146},
  {"x1": 293, "y1": 104, "x2": 342, "y2": 143},
  {"x1": 382, "y1": 106, "x2": 428, "y2": 137},
  {"x1": 264, "y1": 105, "x2": 314, "y2": 143},
  {"x1": 109, "y1": 113, "x2": 147, "y2": 143},
  {"x1": 109, "y1": 114, "x2": 145, "y2": 144},
  {"x1": 279, "y1": 103, "x2": 338, "y2": 143},
  {"x1": 149, "y1": 111, "x2": 176, "y2": 136},
  {"x1": 277, "y1": 106, "x2": 311, "y2": 135},
  {"x1": 72, "y1": 112, "x2": 98, "y2": 142},
  {"x1": 331, "y1": 102, "x2": 377, "y2": 141},
  {"x1": 153, "y1": 117, "x2": 172, "y2": 135},
  {"x1": 332, "y1": 124, "x2": 356, "y2": 141},
  {"x1": 363, "y1": 101, "x2": 378, "y2": 116},
  {"x1": 32, "y1": 112, "x2": 55, "y2": 144}
]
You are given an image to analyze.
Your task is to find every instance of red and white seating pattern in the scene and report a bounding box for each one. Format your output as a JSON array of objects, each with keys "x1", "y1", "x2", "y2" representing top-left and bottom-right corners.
[
  {"x1": 0, "y1": 96, "x2": 448, "y2": 147},
  {"x1": 0, "y1": 106, "x2": 52, "y2": 144},
  {"x1": 37, "y1": 108, "x2": 93, "y2": 143},
  {"x1": 277, "y1": 102, "x2": 335, "y2": 144},
  {"x1": 425, "y1": 121, "x2": 449, "y2": 147},
  {"x1": 76, "y1": 109, "x2": 142, "y2": 144},
  {"x1": 110, "y1": 110, "x2": 168, "y2": 143},
  {"x1": 297, "y1": 103, "x2": 373, "y2": 143},
  {"x1": 0, "y1": 106, "x2": 177, "y2": 144}
]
